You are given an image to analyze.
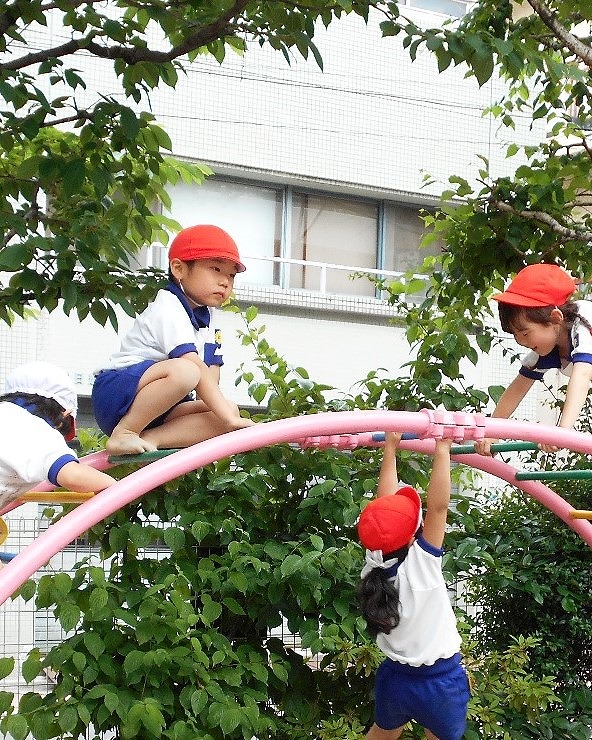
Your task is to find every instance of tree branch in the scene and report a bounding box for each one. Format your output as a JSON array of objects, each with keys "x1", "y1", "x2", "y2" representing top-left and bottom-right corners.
[
  {"x1": 527, "y1": 0, "x2": 592, "y2": 68},
  {"x1": 491, "y1": 197, "x2": 592, "y2": 241},
  {"x1": 1, "y1": 0, "x2": 251, "y2": 71}
]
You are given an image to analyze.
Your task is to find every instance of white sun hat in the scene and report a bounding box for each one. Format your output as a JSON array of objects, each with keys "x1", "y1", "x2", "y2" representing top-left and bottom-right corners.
[{"x1": 4, "y1": 362, "x2": 78, "y2": 440}]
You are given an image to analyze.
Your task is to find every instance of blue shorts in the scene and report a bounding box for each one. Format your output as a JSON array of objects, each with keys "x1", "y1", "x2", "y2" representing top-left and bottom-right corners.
[
  {"x1": 92, "y1": 361, "x2": 189, "y2": 436},
  {"x1": 374, "y1": 654, "x2": 470, "y2": 740}
]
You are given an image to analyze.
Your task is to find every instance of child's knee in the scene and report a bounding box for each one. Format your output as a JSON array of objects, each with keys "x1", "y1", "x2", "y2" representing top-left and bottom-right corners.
[{"x1": 169, "y1": 357, "x2": 202, "y2": 388}]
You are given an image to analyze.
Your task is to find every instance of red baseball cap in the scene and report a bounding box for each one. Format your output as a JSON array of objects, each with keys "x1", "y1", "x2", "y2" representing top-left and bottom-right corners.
[
  {"x1": 357, "y1": 486, "x2": 422, "y2": 552},
  {"x1": 492, "y1": 264, "x2": 576, "y2": 307},
  {"x1": 168, "y1": 225, "x2": 246, "y2": 272}
]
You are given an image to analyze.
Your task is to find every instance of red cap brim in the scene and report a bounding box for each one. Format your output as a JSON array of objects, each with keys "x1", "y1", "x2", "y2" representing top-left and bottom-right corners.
[{"x1": 492, "y1": 292, "x2": 550, "y2": 307}]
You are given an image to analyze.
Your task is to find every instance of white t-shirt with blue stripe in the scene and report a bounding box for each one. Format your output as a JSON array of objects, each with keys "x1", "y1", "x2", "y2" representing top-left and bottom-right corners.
[
  {"x1": 373, "y1": 536, "x2": 462, "y2": 667},
  {"x1": 0, "y1": 403, "x2": 77, "y2": 510},
  {"x1": 102, "y1": 289, "x2": 224, "y2": 369}
]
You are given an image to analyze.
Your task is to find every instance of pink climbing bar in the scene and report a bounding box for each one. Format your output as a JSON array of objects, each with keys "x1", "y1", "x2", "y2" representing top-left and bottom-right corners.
[
  {"x1": 0, "y1": 411, "x2": 428, "y2": 605},
  {"x1": 0, "y1": 409, "x2": 590, "y2": 606}
]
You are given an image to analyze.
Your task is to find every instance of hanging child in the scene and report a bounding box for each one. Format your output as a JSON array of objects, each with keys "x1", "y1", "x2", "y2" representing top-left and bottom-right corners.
[{"x1": 357, "y1": 432, "x2": 470, "y2": 740}]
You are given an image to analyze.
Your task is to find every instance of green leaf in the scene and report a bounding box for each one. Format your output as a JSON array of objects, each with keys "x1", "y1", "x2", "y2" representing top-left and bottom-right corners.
[
  {"x1": 123, "y1": 650, "x2": 145, "y2": 676},
  {"x1": 62, "y1": 157, "x2": 86, "y2": 196},
  {"x1": 89, "y1": 587, "x2": 109, "y2": 611},
  {"x1": 280, "y1": 553, "x2": 302, "y2": 577},
  {"x1": 472, "y1": 51, "x2": 494, "y2": 87},
  {"x1": 164, "y1": 526, "x2": 186, "y2": 551},
  {"x1": 141, "y1": 701, "x2": 165, "y2": 735},
  {"x1": 58, "y1": 704, "x2": 79, "y2": 732},
  {"x1": 21, "y1": 649, "x2": 42, "y2": 683},
  {"x1": 72, "y1": 651, "x2": 86, "y2": 671},
  {"x1": 57, "y1": 602, "x2": 81, "y2": 632},
  {"x1": 201, "y1": 594, "x2": 222, "y2": 626},
  {"x1": 245, "y1": 305, "x2": 258, "y2": 322},
  {"x1": 4, "y1": 714, "x2": 29, "y2": 740},
  {"x1": 120, "y1": 106, "x2": 141, "y2": 140},
  {"x1": 309, "y1": 534, "x2": 324, "y2": 551},
  {"x1": 83, "y1": 631, "x2": 105, "y2": 660},
  {"x1": 0, "y1": 657, "x2": 14, "y2": 680},
  {"x1": 0, "y1": 243, "x2": 29, "y2": 270}
]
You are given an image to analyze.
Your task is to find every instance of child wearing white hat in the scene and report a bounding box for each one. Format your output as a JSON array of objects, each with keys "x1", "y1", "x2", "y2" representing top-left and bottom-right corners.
[{"x1": 0, "y1": 361, "x2": 115, "y2": 511}]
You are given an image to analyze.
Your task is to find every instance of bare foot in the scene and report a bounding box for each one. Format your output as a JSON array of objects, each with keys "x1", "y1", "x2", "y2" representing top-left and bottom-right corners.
[{"x1": 106, "y1": 429, "x2": 158, "y2": 455}]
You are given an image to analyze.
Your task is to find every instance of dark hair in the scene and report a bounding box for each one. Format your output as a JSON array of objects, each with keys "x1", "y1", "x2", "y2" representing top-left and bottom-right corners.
[
  {"x1": 498, "y1": 300, "x2": 590, "y2": 335},
  {"x1": 356, "y1": 545, "x2": 410, "y2": 637},
  {"x1": 0, "y1": 392, "x2": 72, "y2": 438}
]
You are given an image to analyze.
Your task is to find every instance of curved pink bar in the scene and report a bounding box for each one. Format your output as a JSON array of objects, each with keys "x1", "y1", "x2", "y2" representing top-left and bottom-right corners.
[
  {"x1": 0, "y1": 411, "x2": 428, "y2": 604},
  {"x1": 0, "y1": 410, "x2": 591, "y2": 606},
  {"x1": 395, "y1": 438, "x2": 592, "y2": 546},
  {"x1": 485, "y1": 418, "x2": 592, "y2": 455}
]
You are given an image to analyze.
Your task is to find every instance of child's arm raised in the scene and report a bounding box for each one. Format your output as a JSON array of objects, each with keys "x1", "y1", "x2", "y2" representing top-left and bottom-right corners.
[
  {"x1": 422, "y1": 438, "x2": 453, "y2": 549},
  {"x1": 558, "y1": 361, "x2": 592, "y2": 431},
  {"x1": 475, "y1": 374, "x2": 535, "y2": 455},
  {"x1": 538, "y1": 362, "x2": 592, "y2": 453},
  {"x1": 376, "y1": 432, "x2": 402, "y2": 499}
]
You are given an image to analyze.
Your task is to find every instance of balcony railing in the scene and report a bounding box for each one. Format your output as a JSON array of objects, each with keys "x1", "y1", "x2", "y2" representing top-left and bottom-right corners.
[{"x1": 149, "y1": 245, "x2": 426, "y2": 300}]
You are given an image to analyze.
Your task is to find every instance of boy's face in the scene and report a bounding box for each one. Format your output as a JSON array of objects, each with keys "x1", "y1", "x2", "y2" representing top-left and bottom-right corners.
[{"x1": 170, "y1": 258, "x2": 237, "y2": 307}]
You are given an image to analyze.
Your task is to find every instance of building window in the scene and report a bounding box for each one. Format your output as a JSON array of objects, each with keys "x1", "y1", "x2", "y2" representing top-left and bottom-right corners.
[
  {"x1": 403, "y1": 0, "x2": 472, "y2": 18},
  {"x1": 383, "y1": 203, "x2": 441, "y2": 274},
  {"x1": 167, "y1": 179, "x2": 283, "y2": 286},
  {"x1": 290, "y1": 193, "x2": 378, "y2": 296},
  {"x1": 156, "y1": 176, "x2": 442, "y2": 300}
]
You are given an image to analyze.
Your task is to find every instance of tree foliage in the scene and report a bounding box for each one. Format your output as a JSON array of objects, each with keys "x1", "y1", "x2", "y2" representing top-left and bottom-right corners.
[
  {"x1": 382, "y1": 0, "x2": 592, "y2": 298},
  {"x1": 2, "y1": 0, "x2": 592, "y2": 321},
  {"x1": 0, "y1": 0, "x2": 402, "y2": 326}
]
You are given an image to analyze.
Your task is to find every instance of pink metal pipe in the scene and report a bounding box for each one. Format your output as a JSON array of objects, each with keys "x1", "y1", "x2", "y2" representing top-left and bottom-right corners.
[
  {"x1": 0, "y1": 411, "x2": 429, "y2": 605},
  {"x1": 453, "y1": 453, "x2": 592, "y2": 543},
  {"x1": 485, "y1": 418, "x2": 592, "y2": 455},
  {"x1": 0, "y1": 410, "x2": 591, "y2": 606}
]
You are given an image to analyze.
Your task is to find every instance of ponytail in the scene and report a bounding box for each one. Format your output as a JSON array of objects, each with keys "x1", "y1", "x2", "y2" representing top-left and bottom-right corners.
[{"x1": 357, "y1": 544, "x2": 411, "y2": 637}]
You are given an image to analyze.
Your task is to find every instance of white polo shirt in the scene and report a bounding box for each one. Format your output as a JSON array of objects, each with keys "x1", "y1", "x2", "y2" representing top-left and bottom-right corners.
[
  {"x1": 372, "y1": 536, "x2": 462, "y2": 667},
  {"x1": 102, "y1": 289, "x2": 224, "y2": 369},
  {"x1": 0, "y1": 403, "x2": 77, "y2": 511}
]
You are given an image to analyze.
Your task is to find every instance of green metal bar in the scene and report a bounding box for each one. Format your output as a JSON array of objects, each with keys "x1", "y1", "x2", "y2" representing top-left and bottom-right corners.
[
  {"x1": 110, "y1": 440, "x2": 541, "y2": 464},
  {"x1": 515, "y1": 469, "x2": 592, "y2": 481},
  {"x1": 108, "y1": 449, "x2": 180, "y2": 465},
  {"x1": 450, "y1": 441, "x2": 539, "y2": 455}
]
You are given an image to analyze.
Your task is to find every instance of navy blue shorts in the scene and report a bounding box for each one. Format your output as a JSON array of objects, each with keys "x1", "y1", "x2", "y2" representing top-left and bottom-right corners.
[
  {"x1": 92, "y1": 361, "x2": 176, "y2": 436},
  {"x1": 374, "y1": 654, "x2": 470, "y2": 740}
]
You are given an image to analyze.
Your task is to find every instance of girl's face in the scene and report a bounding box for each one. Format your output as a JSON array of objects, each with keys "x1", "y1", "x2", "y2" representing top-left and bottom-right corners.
[
  {"x1": 171, "y1": 258, "x2": 237, "y2": 307},
  {"x1": 511, "y1": 317, "x2": 561, "y2": 356}
]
